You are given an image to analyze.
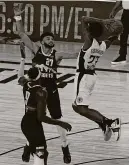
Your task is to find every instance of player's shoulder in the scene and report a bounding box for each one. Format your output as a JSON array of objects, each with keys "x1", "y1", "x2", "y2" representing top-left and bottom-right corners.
[{"x1": 26, "y1": 81, "x2": 41, "y2": 89}]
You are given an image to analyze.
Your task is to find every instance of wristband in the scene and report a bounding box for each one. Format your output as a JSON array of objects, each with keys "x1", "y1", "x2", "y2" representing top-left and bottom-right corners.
[
  {"x1": 14, "y1": 15, "x2": 22, "y2": 21},
  {"x1": 21, "y1": 58, "x2": 25, "y2": 61}
]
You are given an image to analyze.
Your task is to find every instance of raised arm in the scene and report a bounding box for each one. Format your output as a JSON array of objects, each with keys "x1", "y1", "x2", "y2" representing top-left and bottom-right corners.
[
  {"x1": 13, "y1": 3, "x2": 38, "y2": 55},
  {"x1": 18, "y1": 42, "x2": 29, "y2": 86},
  {"x1": 81, "y1": 16, "x2": 101, "y2": 50},
  {"x1": 104, "y1": 35, "x2": 118, "y2": 49},
  {"x1": 109, "y1": 1, "x2": 122, "y2": 18},
  {"x1": 18, "y1": 42, "x2": 25, "y2": 79}
]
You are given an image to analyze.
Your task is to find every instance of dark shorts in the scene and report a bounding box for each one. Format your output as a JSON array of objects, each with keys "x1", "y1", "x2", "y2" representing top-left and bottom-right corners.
[
  {"x1": 21, "y1": 112, "x2": 47, "y2": 154},
  {"x1": 41, "y1": 78, "x2": 62, "y2": 119}
]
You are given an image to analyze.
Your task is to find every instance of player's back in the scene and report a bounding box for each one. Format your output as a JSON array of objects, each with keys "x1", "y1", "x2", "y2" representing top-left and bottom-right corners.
[{"x1": 23, "y1": 81, "x2": 43, "y2": 112}]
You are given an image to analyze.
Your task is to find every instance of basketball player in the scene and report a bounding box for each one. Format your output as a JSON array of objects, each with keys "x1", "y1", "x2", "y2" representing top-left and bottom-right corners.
[
  {"x1": 14, "y1": 3, "x2": 71, "y2": 163},
  {"x1": 72, "y1": 16, "x2": 122, "y2": 141},
  {"x1": 18, "y1": 43, "x2": 72, "y2": 165}
]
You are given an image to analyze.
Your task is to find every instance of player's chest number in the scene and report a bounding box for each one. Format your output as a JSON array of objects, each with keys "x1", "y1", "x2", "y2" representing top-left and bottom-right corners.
[
  {"x1": 88, "y1": 55, "x2": 99, "y2": 65},
  {"x1": 46, "y1": 58, "x2": 53, "y2": 67}
]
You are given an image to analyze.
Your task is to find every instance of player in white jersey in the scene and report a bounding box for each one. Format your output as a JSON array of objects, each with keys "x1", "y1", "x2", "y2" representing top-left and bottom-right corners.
[{"x1": 72, "y1": 16, "x2": 122, "y2": 141}]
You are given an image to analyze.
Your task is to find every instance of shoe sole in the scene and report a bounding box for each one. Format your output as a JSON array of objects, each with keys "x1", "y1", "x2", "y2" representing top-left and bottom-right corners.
[
  {"x1": 111, "y1": 61, "x2": 126, "y2": 65},
  {"x1": 112, "y1": 118, "x2": 121, "y2": 141}
]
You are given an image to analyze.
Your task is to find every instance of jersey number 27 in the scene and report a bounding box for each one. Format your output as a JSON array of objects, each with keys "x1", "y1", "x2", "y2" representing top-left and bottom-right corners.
[{"x1": 46, "y1": 58, "x2": 53, "y2": 67}]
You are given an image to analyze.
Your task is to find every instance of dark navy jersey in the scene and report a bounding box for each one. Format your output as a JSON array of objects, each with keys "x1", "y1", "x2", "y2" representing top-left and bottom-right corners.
[
  {"x1": 23, "y1": 81, "x2": 43, "y2": 111},
  {"x1": 32, "y1": 47, "x2": 57, "y2": 80}
]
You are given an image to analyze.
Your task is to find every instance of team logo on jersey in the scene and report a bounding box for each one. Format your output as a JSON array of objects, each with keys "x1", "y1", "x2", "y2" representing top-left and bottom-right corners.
[{"x1": 76, "y1": 96, "x2": 83, "y2": 103}]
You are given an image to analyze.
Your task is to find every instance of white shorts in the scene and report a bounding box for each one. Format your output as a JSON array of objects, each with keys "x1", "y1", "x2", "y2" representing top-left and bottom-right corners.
[{"x1": 73, "y1": 72, "x2": 97, "y2": 106}]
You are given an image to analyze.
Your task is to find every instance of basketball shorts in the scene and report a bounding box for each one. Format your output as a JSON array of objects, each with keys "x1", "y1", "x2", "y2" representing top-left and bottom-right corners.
[
  {"x1": 46, "y1": 87, "x2": 62, "y2": 119},
  {"x1": 21, "y1": 111, "x2": 47, "y2": 154},
  {"x1": 73, "y1": 72, "x2": 97, "y2": 106},
  {"x1": 40, "y1": 78, "x2": 62, "y2": 119}
]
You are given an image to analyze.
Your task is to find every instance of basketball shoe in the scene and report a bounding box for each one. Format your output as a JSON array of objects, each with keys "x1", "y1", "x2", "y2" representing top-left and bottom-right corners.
[
  {"x1": 100, "y1": 123, "x2": 112, "y2": 141},
  {"x1": 62, "y1": 145, "x2": 71, "y2": 164},
  {"x1": 98, "y1": 120, "x2": 112, "y2": 141},
  {"x1": 22, "y1": 144, "x2": 30, "y2": 162},
  {"x1": 111, "y1": 56, "x2": 126, "y2": 65},
  {"x1": 111, "y1": 118, "x2": 121, "y2": 141}
]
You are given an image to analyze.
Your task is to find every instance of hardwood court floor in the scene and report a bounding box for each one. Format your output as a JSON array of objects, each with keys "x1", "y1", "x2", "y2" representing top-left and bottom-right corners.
[{"x1": 0, "y1": 42, "x2": 129, "y2": 165}]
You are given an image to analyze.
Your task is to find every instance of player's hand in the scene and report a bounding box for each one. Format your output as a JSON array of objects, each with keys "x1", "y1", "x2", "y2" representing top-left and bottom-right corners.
[
  {"x1": 59, "y1": 121, "x2": 72, "y2": 132},
  {"x1": 109, "y1": 11, "x2": 115, "y2": 19},
  {"x1": 14, "y1": 3, "x2": 25, "y2": 16},
  {"x1": 103, "y1": 19, "x2": 116, "y2": 33},
  {"x1": 103, "y1": 19, "x2": 115, "y2": 28},
  {"x1": 20, "y1": 42, "x2": 26, "y2": 59}
]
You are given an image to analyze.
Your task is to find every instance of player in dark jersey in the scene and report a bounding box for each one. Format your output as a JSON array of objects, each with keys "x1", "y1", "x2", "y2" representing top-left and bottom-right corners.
[
  {"x1": 72, "y1": 16, "x2": 122, "y2": 141},
  {"x1": 14, "y1": 4, "x2": 71, "y2": 164},
  {"x1": 18, "y1": 43, "x2": 72, "y2": 165}
]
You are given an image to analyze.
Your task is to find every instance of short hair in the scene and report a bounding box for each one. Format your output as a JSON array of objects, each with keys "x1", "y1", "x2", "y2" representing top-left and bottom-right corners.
[
  {"x1": 27, "y1": 67, "x2": 39, "y2": 80},
  {"x1": 40, "y1": 32, "x2": 54, "y2": 42},
  {"x1": 88, "y1": 22, "x2": 103, "y2": 38}
]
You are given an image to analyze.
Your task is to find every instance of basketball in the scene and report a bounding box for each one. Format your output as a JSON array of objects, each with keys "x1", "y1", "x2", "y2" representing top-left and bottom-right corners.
[{"x1": 106, "y1": 19, "x2": 123, "y2": 35}]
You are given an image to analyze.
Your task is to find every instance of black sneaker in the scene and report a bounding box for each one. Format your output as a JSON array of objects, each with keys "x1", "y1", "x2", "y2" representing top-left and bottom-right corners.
[
  {"x1": 62, "y1": 145, "x2": 71, "y2": 164},
  {"x1": 111, "y1": 56, "x2": 126, "y2": 65},
  {"x1": 99, "y1": 123, "x2": 112, "y2": 141},
  {"x1": 98, "y1": 119, "x2": 113, "y2": 141},
  {"x1": 22, "y1": 145, "x2": 31, "y2": 162}
]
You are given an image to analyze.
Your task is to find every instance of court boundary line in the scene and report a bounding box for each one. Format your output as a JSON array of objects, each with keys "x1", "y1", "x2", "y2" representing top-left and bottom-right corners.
[
  {"x1": 0, "y1": 122, "x2": 128, "y2": 156},
  {"x1": 73, "y1": 156, "x2": 129, "y2": 165}
]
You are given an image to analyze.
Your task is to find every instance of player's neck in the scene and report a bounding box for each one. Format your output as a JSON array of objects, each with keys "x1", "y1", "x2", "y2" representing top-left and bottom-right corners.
[
  {"x1": 94, "y1": 37, "x2": 101, "y2": 45},
  {"x1": 41, "y1": 45, "x2": 52, "y2": 55}
]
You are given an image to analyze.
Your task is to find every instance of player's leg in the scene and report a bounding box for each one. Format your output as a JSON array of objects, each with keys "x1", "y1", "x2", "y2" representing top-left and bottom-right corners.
[
  {"x1": 47, "y1": 86, "x2": 71, "y2": 164},
  {"x1": 72, "y1": 73, "x2": 112, "y2": 141},
  {"x1": 111, "y1": 10, "x2": 129, "y2": 64},
  {"x1": 21, "y1": 112, "x2": 48, "y2": 164},
  {"x1": 33, "y1": 147, "x2": 48, "y2": 165},
  {"x1": 22, "y1": 142, "x2": 30, "y2": 162}
]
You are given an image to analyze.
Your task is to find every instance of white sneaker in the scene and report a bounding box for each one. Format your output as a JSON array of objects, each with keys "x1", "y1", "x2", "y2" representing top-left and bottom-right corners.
[
  {"x1": 111, "y1": 118, "x2": 121, "y2": 141},
  {"x1": 103, "y1": 125, "x2": 112, "y2": 141}
]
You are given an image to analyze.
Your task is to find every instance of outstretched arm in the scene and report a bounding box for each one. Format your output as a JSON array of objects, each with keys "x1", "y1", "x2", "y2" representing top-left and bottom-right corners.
[
  {"x1": 104, "y1": 35, "x2": 118, "y2": 49},
  {"x1": 18, "y1": 42, "x2": 29, "y2": 86},
  {"x1": 81, "y1": 16, "x2": 93, "y2": 50},
  {"x1": 18, "y1": 42, "x2": 25, "y2": 79},
  {"x1": 14, "y1": 3, "x2": 38, "y2": 55}
]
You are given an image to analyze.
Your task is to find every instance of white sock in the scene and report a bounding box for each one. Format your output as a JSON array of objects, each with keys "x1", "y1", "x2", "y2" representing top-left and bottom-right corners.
[
  {"x1": 33, "y1": 154, "x2": 44, "y2": 165},
  {"x1": 56, "y1": 123, "x2": 68, "y2": 147}
]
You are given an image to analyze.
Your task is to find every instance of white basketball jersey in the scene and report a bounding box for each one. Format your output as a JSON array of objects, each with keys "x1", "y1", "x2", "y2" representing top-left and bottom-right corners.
[{"x1": 76, "y1": 39, "x2": 106, "y2": 71}]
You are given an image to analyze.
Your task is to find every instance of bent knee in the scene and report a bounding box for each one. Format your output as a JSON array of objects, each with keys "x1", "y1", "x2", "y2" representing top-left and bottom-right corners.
[{"x1": 72, "y1": 102, "x2": 89, "y2": 114}]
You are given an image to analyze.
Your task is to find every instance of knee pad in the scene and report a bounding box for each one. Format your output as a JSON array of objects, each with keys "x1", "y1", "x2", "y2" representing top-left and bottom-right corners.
[{"x1": 35, "y1": 146, "x2": 49, "y2": 159}]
